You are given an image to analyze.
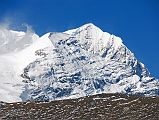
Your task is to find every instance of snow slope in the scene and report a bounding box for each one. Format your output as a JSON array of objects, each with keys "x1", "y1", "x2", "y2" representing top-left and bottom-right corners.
[
  {"x1": 0, "y1": 23, "x2": 158, "y2": 102},
  {"x1": 0, "y1": 28, "x2": 52, "y2": 102}
]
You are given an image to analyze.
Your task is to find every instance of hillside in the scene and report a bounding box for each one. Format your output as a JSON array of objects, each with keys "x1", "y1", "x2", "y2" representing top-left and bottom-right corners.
[{"x1": 0, "y1": 93, "x2": 159, "y2": 120}]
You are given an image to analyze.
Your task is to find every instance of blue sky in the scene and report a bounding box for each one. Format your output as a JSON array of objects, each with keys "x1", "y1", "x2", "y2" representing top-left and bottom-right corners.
[{"x1": 0, "y1": 0, "x2": 159, "y2": 78}]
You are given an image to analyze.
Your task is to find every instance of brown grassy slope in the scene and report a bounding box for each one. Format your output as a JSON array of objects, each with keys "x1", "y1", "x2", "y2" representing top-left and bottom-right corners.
[{"x1": 0, "y1": 93, "x2": 159, "y2": 120}]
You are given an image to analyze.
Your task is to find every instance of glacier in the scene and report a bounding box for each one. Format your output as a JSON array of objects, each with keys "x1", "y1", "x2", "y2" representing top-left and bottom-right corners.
[{"x1": 0, "y1": 23, "x2": 158, "y2": 102}]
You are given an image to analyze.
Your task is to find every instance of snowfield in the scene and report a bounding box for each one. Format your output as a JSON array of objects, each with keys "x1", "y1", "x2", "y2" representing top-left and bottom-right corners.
[
  {"x1": 0, "y1": 28, "x2": 52, "y2": 102},
  {"x1": 0, "y1": 23, "x2": 158, "y2": 102}
]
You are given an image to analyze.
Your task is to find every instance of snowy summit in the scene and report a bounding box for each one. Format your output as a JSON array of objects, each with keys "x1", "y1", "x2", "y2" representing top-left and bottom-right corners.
[{"x1": 0, "y1": 23, "x2": 158, "y2": 102}]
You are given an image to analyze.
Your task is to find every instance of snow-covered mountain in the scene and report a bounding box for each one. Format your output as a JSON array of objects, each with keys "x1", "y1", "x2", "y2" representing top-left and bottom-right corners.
[{"x1": 0, "y1": 23, "x2": 158, "y2": 102}]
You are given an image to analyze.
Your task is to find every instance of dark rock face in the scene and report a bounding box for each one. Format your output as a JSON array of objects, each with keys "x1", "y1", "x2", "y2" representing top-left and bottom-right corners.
[{"x1": 0, "y1": 93, "x2": 159, "y2": 120}]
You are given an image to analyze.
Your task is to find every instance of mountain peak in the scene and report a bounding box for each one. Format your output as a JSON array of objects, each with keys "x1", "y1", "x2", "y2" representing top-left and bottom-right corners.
[
  {"x1": 64, "y1": 23, "x2": 123, "y2": 51},
  {"x1": 64, "y1": 23, "x2": 102, "y2": 35},
  {"x1": 0, "y1": 23, "x2": 158, "y2": 102},
  {"x1": 80, "y1": 23, "x2": 98, "y2": 29},
  {"x1": 77, "y1": 23, "x2": 102, "y2": 33}
]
